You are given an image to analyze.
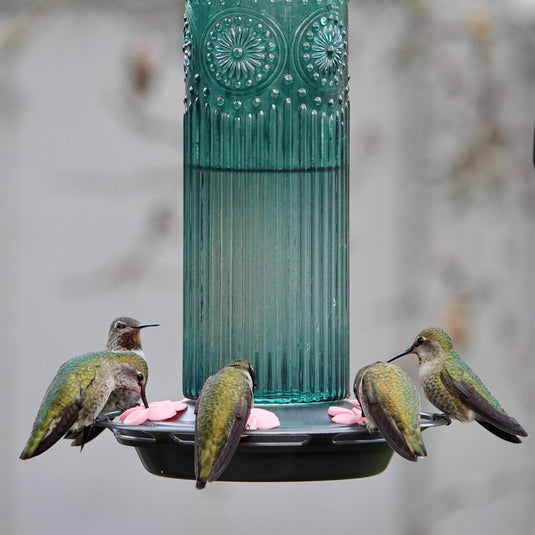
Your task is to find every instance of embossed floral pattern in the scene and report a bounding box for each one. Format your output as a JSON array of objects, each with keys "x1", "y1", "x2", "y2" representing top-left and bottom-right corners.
[
  {"x1": 296, "y1": 11, "x2": 347, "y2": 92},
  {"x1": 215, "y1": 26, "x2": 265, "y2": 81},
  {"x1": 311, "y1": 23, "x2": 344, "y2": 74},
  {"x1": 204, "y1": 13, "x2": 283, "y2": 91}
]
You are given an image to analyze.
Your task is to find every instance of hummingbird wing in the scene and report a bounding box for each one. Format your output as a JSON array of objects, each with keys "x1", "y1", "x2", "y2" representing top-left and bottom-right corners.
[
  {"x1": 20, "y1": 399, "x2": 83, "y2": 459},
  {"x1": 207, "y1": 394, "x2": 252, "y2": 483},
  {"x1": 440, "y1": 365, "x2": 528, "y2": 440},
  {"x1": 364, "y1": 381, "x2": 421, "y2": 462},
  {"x1": 19, "y1": 356, "x2": 99, "y2": 459},
  {"x1": 475, "y1": 419, "x2": 523, "y2": 444}
]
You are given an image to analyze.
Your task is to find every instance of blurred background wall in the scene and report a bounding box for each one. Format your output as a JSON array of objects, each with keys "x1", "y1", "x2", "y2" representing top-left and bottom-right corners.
[{"x1": 2, "y1": 1, "x2": 535, "y2": 533}]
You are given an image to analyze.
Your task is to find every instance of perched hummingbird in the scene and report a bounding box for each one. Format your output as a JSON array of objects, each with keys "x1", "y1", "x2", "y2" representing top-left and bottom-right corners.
[
  {"x1": 354, "y1": 361, "x2": 427, "y2": 462},
  {"x1": 389, "y1": 327, "x2": 528, "y2": 443},
  {"x1": 194, "y1": 359, "x2": 257, "y2": 489},
  {"x1": 20, "y1": 317, "x2": 158, "y2": 459}
]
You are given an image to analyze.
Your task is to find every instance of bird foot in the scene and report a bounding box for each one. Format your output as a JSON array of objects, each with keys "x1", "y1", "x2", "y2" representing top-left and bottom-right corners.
[
  {"x1": 95, "y1": 413, "x2": 115, "y2": 423},
  {"x1": 432, "y1": 412, "x2": 451, "y2": 425}
]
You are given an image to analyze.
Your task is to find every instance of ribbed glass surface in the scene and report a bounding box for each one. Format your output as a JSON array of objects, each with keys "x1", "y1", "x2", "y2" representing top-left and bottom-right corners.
[{"x1": 183, "y1": 0, "x2": 349, "y2": 402}]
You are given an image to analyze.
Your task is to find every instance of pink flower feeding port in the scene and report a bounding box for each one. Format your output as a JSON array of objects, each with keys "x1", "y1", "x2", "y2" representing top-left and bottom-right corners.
[
  {"x1": 119, "y1": 401, "x2": 189, "y2": 425},
  {"x1": 118, "y1": 402, "x2": 280, "y2": 431},
  {"x1": 328, "y1": 400, "x2": 368, "y2": 426}
]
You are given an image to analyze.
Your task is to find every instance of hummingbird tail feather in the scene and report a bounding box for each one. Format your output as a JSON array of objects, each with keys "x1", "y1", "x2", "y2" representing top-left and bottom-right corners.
[
  {"x1": 410, "y1": 438, "x2": 427, "y2": 459},
  {"x1": 68, "y1": 425, "x2": 105, "y2": 448}
]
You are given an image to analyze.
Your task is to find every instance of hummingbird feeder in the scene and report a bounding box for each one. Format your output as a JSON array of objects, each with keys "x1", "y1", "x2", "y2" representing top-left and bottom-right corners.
[{"x1": 102, "y1": 0, "x2": 447, "y2": 481}]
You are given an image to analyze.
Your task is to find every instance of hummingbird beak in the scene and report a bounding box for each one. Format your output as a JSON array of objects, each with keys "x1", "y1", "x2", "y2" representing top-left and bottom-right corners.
[
  {"x1": 140, "y1": 387, "x2": 149, "y2": 409},
  {"x1": 134, "y1": 323, "x2": 160, "y2": 330},
  {"x1": 387, "y1": 345, "x2": 416, "y2": 363}
]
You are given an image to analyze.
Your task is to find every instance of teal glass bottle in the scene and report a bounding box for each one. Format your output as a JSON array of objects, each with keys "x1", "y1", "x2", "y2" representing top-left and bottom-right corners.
[{"x1": 183, "y1": 0, "x2": 349, "y2": 402}]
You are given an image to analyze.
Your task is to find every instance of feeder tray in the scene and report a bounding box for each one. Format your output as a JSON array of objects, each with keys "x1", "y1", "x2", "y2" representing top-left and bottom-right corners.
[{"x1": 99, "y1": 401, "x2": 448, "y2": 482}]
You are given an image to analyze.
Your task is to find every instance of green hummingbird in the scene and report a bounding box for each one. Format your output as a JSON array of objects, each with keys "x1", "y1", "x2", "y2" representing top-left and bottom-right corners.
[
  {"x1": 388, "y1": 327, "x2": 528, "y2": 443},
  {"x1": 194, "y1": 359, "x2": 257, "y2": 489},
  {"x1": 354, "y1": 361, "x2": 427, "y2": 462},
  {"x1": 20, "y1": 317, "x2": 158, "y2": 459}
]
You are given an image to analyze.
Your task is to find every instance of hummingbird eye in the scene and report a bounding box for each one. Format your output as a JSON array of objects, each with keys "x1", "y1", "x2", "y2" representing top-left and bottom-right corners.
[
  {"x1": 137, "y1": 373, "x2": 144, "y2": 382},
  {"x1": 115, "y1": 321, "x2": 126, "y2": 330},
  {"x1": 415, "y1": 336, "x2": 425, "y2": 345}
]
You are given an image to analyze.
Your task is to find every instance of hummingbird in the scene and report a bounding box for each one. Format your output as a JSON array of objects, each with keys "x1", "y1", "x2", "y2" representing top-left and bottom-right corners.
[
  {"x1": 194, "y1": 359, "x2": 257, "y2": 489},
  {"x1": 20, "y1": 317, "x2": 158, "y2": 459},
  {"x1": 354, "y1": 361, "x2": 427, "y2": 462},
  {"x1": 388, "y1": 327, "x2": 528, "y2": 443}
]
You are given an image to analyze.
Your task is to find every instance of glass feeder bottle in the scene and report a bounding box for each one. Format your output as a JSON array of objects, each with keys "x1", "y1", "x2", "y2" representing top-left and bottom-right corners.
[{"x1": 183, "y1": 0, "x2": 349, "y2": 403}]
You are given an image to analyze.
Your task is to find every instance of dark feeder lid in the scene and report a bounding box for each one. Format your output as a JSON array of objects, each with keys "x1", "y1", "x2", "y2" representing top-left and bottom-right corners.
[{"x1": 99, "y1": 400, "x2": 448, "y2": 482}]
